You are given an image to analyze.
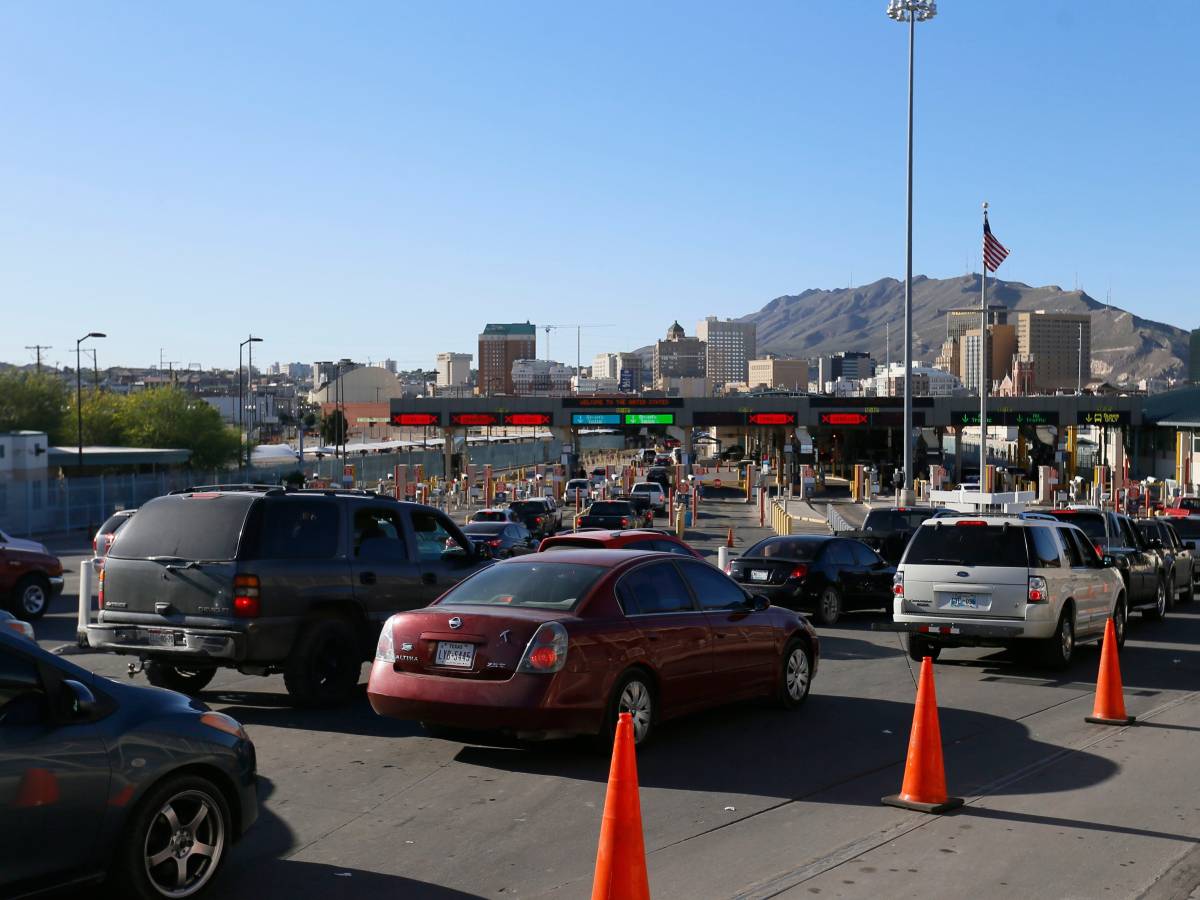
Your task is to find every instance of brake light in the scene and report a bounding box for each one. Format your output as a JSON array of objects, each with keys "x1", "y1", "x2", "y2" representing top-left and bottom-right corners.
[
  {"x1": 488, "y1": 538, "x2": 503, "y2": 547},
  {"x1": 97, "y1": 566, "x2": 105, "y2": 608},
  {"x1": 1094, "y1": 542, "x2": 1104, "y2": 558},
  {"x1": 620, "y1": 517, "x2": 630, "y2": 527},
  {"x1": 375, "y1": 616, "x2": 396, "y2": 663},
  {"x1": 893, "y1": 571, "x2": 904, "y2": 596},
  {"x1": 956, "y1": 520, "x2": 987, "y2": 527},
  {"x1": 723, "y1": 563, "x2": 732, "y2": 575},
  {"x1": 788, "y1": 564, "x2": 809, "y2": 580},
  {"x1": 1028, "y1": 575, "x2": 1048, "y2": 603},
  {"x1": 535, "y1": 517, "x2": 543, "y2": 525},
  {"x1": 234, "y1": 574, "x2": 260, "y2": 618},
  {"x1": 517, "y1": 621, "x2": 569, "y2": 673}
]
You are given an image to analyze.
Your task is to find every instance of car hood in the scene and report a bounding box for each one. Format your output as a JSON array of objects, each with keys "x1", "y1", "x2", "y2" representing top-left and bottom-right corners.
[{"x1": 3, "y1": 536, "x2": 51, "y2": 555}]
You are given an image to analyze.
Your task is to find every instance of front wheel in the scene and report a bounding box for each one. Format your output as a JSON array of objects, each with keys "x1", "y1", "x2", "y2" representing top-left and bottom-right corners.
[
  {"x1": 11, "y1": 575, "x2": 50, "y2": 621},
  {"x1": 775, "y1": 640, "x2": 813, "y2": 709},
  {"x1": 1143, "y1": 580, "x2": 1167, "y2": 621},
  {"x1": 814, "y1": 586, "x2": 843, "y2": 627},
  {"x1": 145, "y1": 662, "x2": 217, "y2": 694}
]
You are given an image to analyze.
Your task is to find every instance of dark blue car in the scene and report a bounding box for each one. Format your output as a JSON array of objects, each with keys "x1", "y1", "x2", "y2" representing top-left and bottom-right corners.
[{"x1": 0, "y1": 630, "x2": 257, "y2": 899}]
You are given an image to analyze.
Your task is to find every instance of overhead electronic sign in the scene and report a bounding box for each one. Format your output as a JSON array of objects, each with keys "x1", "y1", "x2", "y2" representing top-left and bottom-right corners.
[
  {"x1": 821, "y1": 413, "x2": 868, "y2": 426},
  {"x1": 1078, "y1": 410, "x2": 1130, "y2": 426},
  {"x1": 954, "y1": 410, "x2": 1058, "y2": 427},
  {"x1": 565, "y1": 397, "x2": 683, "y2": 408},
  {"x1": 623, "y1": 413, "x2": 675, "y2": 426},
  {"x1": 504, "y1": 412, "x2": 552, "y2": 426},
  {"x1": 817, "y1": 411, "x2": 926, "y2": 427},
  {"x1": 450, "y1": 413, "x2": 499, "y2": 427},
  {"x1": 572, "y1": 413, "x2": 622, "y2": 426},
  {"x1": 748, "y1": 412, "x2": 797, "y2": 426},
  {"x1": 391, "y1": 413, "x2": 441, "y2": 427}
]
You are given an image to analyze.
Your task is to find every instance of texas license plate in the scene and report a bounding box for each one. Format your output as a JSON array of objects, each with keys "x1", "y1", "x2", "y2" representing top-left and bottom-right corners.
[
  {"x1": 751, "y1": 570, "x2": 770, "y2": 582},
  {"x1": 946, "y1": 594, "x2": 979, "y2": 609},
  {"x1": 435, "y1": 641, "x2": 475, "y2": 668},
  {"x1": 146, "y1": 629, "x2": 176, "y2": 646}
]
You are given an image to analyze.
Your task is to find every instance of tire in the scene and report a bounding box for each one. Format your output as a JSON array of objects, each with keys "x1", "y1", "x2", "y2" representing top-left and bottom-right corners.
[
  {"x1": 603, "y1": 670, "x2": 655, "y2": 747},
  {"x1": 112, "y1": 773, "x2": 231, "y2": 900},
  {"x1": 1143, "y1": 580, "x2": 1168, "y2": 621},
  {"x1": 144, "y1": 662, "x2": 217, "y2": 695},
  {"x1": 11, "y1": 574, "x2": 50, "y2": 621},
  {"x1": 814, "y1": 585, "x2": 843, "y2": 627},
  {"x1": 1109, "y1": 595, "x2": 1128, "y2": 652},
  {"x1": 906, "y1": 634, "x2": 941, "y2": 663},
  {"x1": 284, "y1": 618, "x2": 363, "y2": 708},
  {"x1": 775, "y1": 639, "x2": 813, "y2": 709},
  {"x1": 1038, "y1": 606, "x2": 1076, "y2": 670}
]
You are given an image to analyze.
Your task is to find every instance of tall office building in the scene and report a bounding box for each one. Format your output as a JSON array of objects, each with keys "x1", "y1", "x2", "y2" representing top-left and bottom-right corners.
[
  {"x1": 653, "y1": 322, "x2": 706, "y2": 389},
  {"x1": 748, "y1": 357, "x2": 809, "y2": 391},
  {"x1": 1016, "y1": 311, "x2": 1091, "y2": 392},
  {"x1": 960, "y1": 324, "x2": 1016, "y2": 392},
  {"x1": 477, "y1": 323, "x2": 536, "y2": 396},
  {"x1": 696, "y1": 316, "x2": 757, "y2": 390},
  {"x1": 816, "y1": 352, "x2": 874, "y2": 390},
  {"x1": 435, "y1": 352, "x2": 472, "y2": 387},
  {"x1": 592, "y1": 353, "x2": 619, "y2": 380}
]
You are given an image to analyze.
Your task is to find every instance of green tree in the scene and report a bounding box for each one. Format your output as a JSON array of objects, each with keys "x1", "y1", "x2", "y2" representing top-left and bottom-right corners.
[
  {"x1": 320, "y1": 409, "x2": 347, "y2": 446},
  {"x1": 65, "y1": 388, "x2": 129, "y2": 446},
  {"x1": 0, "y1": 370, "x2": 69, "y2": 438},
  {"x1": 121, "y1": 387, "x2": 241, "y2": 469}
]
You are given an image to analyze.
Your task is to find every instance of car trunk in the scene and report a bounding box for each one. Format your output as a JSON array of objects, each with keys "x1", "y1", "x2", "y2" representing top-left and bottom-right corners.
[
  {"x1": 730, "y1": 556, "x2": 806, "y2": 587},
  {"x1": 901, "y1": 522, "x2": 1030, "y2": 618},
  {"x1": 387, "y1": 606, "x2": 568, "y2": 681}
]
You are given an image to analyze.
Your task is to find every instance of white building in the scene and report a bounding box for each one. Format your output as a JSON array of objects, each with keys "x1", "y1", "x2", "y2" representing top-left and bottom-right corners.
[
  {"x1": 436, "y1": 352, "x2": 472, "y2": 388},
  {"x1": 697, "y1": 316, "x2": 757, "y2": 389},
  {"x1": 870, "y1": 363, "x2": 961, "y2": 397},
  {"x1": 511, "y1": 359, "x2": 574, "y2": 396},
  {"x1": 592, "y1": 353, "x2": 619, "y2": 380},
  {"x1": 571, "y1": 375, "x2": 620, "y2": 395}
]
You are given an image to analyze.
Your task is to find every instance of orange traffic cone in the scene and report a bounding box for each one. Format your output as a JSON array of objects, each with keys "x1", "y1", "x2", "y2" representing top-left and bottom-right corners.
[
  {"x1": 882, "y1": 657, "x2": 963, "y2": 814},
  {"x1": 1086, "y1": 618, "x2": 1136, "y2": 726},
  {"x1": 726, "y1": 527, "x2": 735, "y2": 548},
  {"x1": 591, "y1": 712, "x2": 650, "y2": 900}
]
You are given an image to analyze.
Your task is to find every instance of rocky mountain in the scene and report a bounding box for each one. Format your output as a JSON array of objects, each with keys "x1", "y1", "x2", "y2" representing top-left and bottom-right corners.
[{"x1": 742, "y1": 274, "x2": 1189, "y2": 385}]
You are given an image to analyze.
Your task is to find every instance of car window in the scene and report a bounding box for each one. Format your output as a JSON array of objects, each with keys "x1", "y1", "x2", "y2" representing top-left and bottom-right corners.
[
  {"x1": 652, "y1": 539, "x2": 695, "y2": 556},
  {"x1": 0, "y1": 647, "x2": 47, "y2": 727},
  {"x1": 258, "y1": 499, "x2": 341, "y2": 560},
  {"x1": 1118, "y1": 517, "x2": 1141, "y2": 550},
  {"x1": 824, "y1": 542, "x2": 855, "y2": 566},
  {"x1": 617, "y1": 562, "x2": 694, "y2": 615},
  {"x1": 745, "y1": 537, "x2": 822, "y2": 560},
  {"x1": 354, "y1": 507, "x2": 408, "y2": 561},
  {"x1": 1058, "y1": 527, "x2": 1084, "y2": 567},
  {"x1": 1028, "y1": 526, "x2": 1063, "y2": 568},
  {"x1": 589, "y1": 502, "x2": 629, "y2": 516},
  {"x1": 850, "y1": 542, "x2": 880, "y2": 567},
  {"x1": 679, "y1": 560, "x2": 747, "y2": 611},
  {"x1": 1163, "y1": 524, "x2": 1183, "y2": 550},
  {"x1": 110, "y1": 493, "x2": 255, "y2": 561},
  {"x1": 412, "y1": 511, "x2": 469, "y2": 560},
  {"x1": 904, "y1": 523, "x2": 1030, "y2": 568},
  {"x1": 1045, "y1": 511, "x2": 1107, "y2": 542}
]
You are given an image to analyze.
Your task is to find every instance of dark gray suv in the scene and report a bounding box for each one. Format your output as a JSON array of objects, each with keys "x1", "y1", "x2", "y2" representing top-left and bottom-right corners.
[{"x1": 87, "y1": 486, "x2": 492, "y2": 706}]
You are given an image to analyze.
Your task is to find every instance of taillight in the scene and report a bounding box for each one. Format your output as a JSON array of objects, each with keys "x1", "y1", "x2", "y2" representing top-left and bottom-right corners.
[
  {"x1": 234, "y1": 574, "x2": 260, "y2": 618},
  {"x1": 535, "y1": 517, "x2": 543, "y2": 525},
  {"x1": 620, "y1": 517, "x2": 630, "y2": 527},
  {"x1": 723, "y1": 563, "x2": 732, "y2": 575},
  {"x1": 375, "y1": 616, "x2": 396, "y2": 663},
  {"x1": 488, "y1": 538, "x2": 503, "y2": 547},
  {"x1": 1028, "y1": 575, "x2": 1048, "y2": 603},
  {"x1": 788, "y1": 564, "x2": 809, "y2": 580},
  {"x1": 893, "y1": 571, "x2": 904, "y2": 596},
  {"x1": 1094, "y1": 542, "x2": 1104, "y2": 558},
  {"x1": 97, "y1": 566, "x2": 105, "y2": 608},
  {"x1": 957, "y1": 520, "x2": 987, "y2": 527},
  {"x1": 517, "y1": 621, "x2": 569, "y2": 673}
]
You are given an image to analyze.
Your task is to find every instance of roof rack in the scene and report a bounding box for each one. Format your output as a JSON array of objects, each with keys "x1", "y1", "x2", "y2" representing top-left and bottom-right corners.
[{"x1": 169, "y1": 484, "x2": 284, "y2": 495}]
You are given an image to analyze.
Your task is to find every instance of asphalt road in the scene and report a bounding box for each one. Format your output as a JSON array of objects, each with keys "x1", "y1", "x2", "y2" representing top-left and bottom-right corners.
[{"x1": 35, "y1": 496, "x2": 1200, "y2": 900}]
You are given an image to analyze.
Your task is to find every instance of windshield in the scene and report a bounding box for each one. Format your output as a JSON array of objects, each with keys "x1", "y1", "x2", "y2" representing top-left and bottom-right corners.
[
  {"x1": 743, "y1": 537, "x2": 823, "y2": 560},
  {"x1": 588, "y1": 502, "x2": 630, "y2": 516},
  {"x1": 631, "y1": 484, "x2": 656, "y2": 494},
  {"x1": 438, "y1": 561, "x2": 605, "y2": 610},
  {"x1": 1044, "y1": 511, "x2": 1107, "y2": 541},
  {"x1": 904, "y1": 523, "x2": 1030, "y2": 567},
  {"x1": 567, "y1": 480, "x2": 589, "y2": 489},
  {"x1": 108, "y1": 494, "x2": 254, "y2": 561}
]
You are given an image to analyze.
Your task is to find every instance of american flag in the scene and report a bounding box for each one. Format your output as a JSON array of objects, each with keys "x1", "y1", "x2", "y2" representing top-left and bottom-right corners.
[{"x1": 983, "y1": 215, "x2": 1009, "y2": 271}]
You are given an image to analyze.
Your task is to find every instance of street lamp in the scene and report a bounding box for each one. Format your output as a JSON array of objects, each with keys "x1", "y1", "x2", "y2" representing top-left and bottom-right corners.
[
  {"x1": 887, "y1": 0, "x2": 937, "y2": 501},
  {"x1": 76, "y1": 332, "x2": 106, "y2": 471},
  {"x1": 239, "y1": 336, "x2": 263, "y2": 469}
]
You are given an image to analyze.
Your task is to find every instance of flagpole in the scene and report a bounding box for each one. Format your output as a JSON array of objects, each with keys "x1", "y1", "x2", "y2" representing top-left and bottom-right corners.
[{"x1": 980, "y1": 201, "x2": 989, "y2": 489}]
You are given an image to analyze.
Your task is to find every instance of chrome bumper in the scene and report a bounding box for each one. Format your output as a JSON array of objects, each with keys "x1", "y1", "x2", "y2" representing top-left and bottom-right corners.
[{"x1": 86, "y1": 624, "x2": 242, "y2": 659}]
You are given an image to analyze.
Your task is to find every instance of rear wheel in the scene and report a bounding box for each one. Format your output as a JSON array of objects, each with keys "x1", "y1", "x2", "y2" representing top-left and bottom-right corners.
[
  {"x1": 1039, "y1": 606, "x2": 1075, "y2": 670},
  {"x1": 906, "y1": 634, "x2": 941, "y2": 663},
  {"x1": 284, "y1": 618, "x2": 363, "y2": 707},
  {"x1": 144, "y1": 662, "x2": 217, "y2": 694},
  {"x1": 775, "y1": 640, "x2": 813, "y2": 709},
  {"x1": 1143, "y1": 580, "x2": 1168, "y2": 621},
  {"x1": 814, "y1": 586, "x2": 843, "y2": 627},
  {"x1": 603, "y1": 670, "x2": 655, "y2": 747},
  {"x1": 11, "y1": 575, "x2": 50, "y2": 621}
]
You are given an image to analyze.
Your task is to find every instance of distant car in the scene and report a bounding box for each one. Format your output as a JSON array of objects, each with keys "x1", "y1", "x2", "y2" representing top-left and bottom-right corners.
[
  {"x1": 0, "y1": 530, "x2": 63, "y2": 621},
  {"x1": 652, "y1": 455, "x2": 673, "y2": 468},
  {"x1": 577, "y1": 500, "x2": 651, "y2": 531},
  {"x1": 645, "y1": 467, "x2": 672, "y2": 492},
  {"x1": 564, "y1": 479, "x2": 592, "y2": 506},
  {"x1": 470, "y1": 508, "x2": 521, "y2": 525},
  {"x1": 539, "y1": 529, "x2": 703, "y2": 558},
  {"x1": 93, "y1": 508, "x2": 138, "y2": 558},
  {"x1": 639, "y1": 448, "x2": 657, "y2": 464},
  {"x1": 631, "y1": 482, "x2": 667, "y2": 516},
  {"x1": 728, "y1": 536, "x2": 895, "y2": 626},
  {"x1": 849, "y1": 507, "x2": 937, "y2": 565},
  {"x1": 367, "y1": 551, "x2": 818, "y2": 746},
  {"x1": 1173, "y1": 515, "x2": 1200, "y2": 555},
  {"x1": 507, "y1": 499, "x2": 558, "y2": 538},
  {"x1": 462, "y1": 522, "x2": 537, "y2": 558},
  {"x1": 0, "y1": 628, "x2": 258, "y2": 899}
]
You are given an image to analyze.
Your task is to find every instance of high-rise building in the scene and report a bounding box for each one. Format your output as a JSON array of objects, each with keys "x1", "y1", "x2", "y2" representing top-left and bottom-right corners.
[
  {"x1": 478, "y1": 323, "x2": 536, "y2": 396},
  {"x1": 435, "y1": 352, "x2": 472, "y2": 387},
  {"x1": 697, "y1": 316, "x2": 756, "y2": 390},
  {"x1": 511, "y1": 359, "x2": 574, "y2": 396},
  {"x1": 1015, "y1": 311, "x2": 1091, "y2": 392},
  {"x1": 747, "y1": 357, "x2": 809, "y2": 391},
  {"x1": 311, "y1": 359, "x2": 358, "y2": 390},
  {"x1": 960, "y1": 324, "x2": 1016, "y2": 392},
  {"x1": 592, "y1": 353, "x2": 619, "y2": 380},
  {"x1": 383, "y1": 358, "x2": 398, "y2": 375},
  {"x1": 1190, "y1": 329, "x2": 1200, "y2": 384},
  {"x1": 653, "y1": 322, "x2": 705, "y2": 389},
  {"x1": 816, "y1": 352, "x2": 874, "y2": 391}
]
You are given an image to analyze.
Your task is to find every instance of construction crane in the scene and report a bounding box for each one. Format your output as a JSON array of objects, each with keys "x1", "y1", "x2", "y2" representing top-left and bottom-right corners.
[{"x1": 539, "y1": 324, "x2": 614, "y2": 372}]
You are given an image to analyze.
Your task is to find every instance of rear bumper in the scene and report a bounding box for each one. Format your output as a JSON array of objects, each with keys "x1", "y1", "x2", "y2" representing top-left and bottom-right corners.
[
  {"x1": 880, "y1": 615, "x2": 1042, "y2": 645},
  {"x1": 48, "y1": 575, "x2": 65, "y2": 595},
  {"x1": 86, "y1": 623, "x2": 244, "y2": 660},
  {"x1": 366, "y1": 661, "x2": 602, "y2": 737}
]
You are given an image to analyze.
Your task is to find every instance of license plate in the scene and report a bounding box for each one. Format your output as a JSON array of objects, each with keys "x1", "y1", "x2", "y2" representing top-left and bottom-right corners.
[
  {"x1": 435, "y1": 641, "x2": 475, "y2": 668},
  {"x1": 146, "y1": 629, "x2": 176, "y2": 647},
  {"x1": 946, "y1": 594, "x2": 979, "y2": 609},
  {"x1": 751, "y1": 570, "x2": 770, "y2": 582}
]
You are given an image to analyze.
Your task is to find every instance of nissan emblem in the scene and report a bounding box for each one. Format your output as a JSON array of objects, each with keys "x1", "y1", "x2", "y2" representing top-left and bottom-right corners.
[{"x1": 449, "y1": 616, "x2": 463, "y2": 630}]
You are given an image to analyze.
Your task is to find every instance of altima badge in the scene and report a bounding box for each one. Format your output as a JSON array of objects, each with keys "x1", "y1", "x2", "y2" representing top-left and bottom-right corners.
[
  {"x1": 498, "y1": 629, "x2": 511, "y2": 644},
  {"x1": 449, "y1": 616, "x2": 463, "y2": 630}
]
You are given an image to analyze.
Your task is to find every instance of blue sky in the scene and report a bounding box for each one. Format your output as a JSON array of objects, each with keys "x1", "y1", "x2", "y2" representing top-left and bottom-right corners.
[{"x1": 1, "y1": 1, "x2": 1195, "y2": 372}]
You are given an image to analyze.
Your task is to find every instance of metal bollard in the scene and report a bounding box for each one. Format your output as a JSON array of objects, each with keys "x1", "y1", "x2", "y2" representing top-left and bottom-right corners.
[
  {"x1": 76, "y1": 557, "x2": 96, "y2": 646},
  {"x1": 717, "y1": 545, "x2": 731, "y2": 572}
]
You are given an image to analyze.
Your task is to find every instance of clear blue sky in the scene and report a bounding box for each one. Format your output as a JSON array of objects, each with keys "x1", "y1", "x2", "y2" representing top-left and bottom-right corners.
[{"x1": 1, "y1": 1, "x2": 1195, "y2": 373}]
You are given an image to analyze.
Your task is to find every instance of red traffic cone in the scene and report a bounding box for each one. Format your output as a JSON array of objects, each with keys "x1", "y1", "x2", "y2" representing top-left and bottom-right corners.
[
  {"x1": 726, "y1": 527, "x2": 735, "y2": 548},
  {"x1": 882, "y1": 657, "x2": 963, "y2": 814},
  {"x1": 1086, "y1": 618, "x2": 1136, "y2": 726},
  {"x1": 591, "y1": 712, "x2": 650, "y2": 900}
]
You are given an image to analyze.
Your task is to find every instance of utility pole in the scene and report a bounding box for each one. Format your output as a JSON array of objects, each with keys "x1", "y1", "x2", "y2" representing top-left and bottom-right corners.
[{"x1": 25, "y1": 345, "x2": 51, "y2": 373}]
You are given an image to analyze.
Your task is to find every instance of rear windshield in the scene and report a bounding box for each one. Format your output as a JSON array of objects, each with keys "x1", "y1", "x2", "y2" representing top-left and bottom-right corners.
[
  {"x1": 904, "y1": 523, "x2": 1030, "y2": 568},
  {"x1": 509, "y1": 502, "x2": 545, "y2": 515},
  {"x1": 567, "y1": 480, "x2": 590, "y2": 489},
  {"x1": 439, "y1": 561, "x2": 605, "y2": 610},
  {"x1": 588, "y1": 502, "x2": 630, "y2": 515},
  {"x1": 473, "y1": 511, "x2": 508, "y2": 521},
  {"x1": 743, "y1": 537, "x2": 824, "y2": 561},
  {"x1": 464, "y1": 523, "x2": 506, "y2": 535},
  {"x1": 1044, "y1": 511, "x2": 1106, "y2": 541},
  {"x1": 1178, "y1": 499, "x2": 1200, "y2": 513},
  {"x1": 108, "y1": 494, "x2": 254, "y2": 561},
  {"x1": 98, "y1": 512, "x2": 133, "y2": 536},
  {"x1": 631, "y1": 484, "x2": 657, "y2": 493},
  {"x1": 863, "y1": 509, "x2": 934, "y2": 532}
]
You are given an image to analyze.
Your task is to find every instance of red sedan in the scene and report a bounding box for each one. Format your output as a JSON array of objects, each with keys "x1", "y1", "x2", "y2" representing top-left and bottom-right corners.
[
  {"x1": 537, "y1": 528, "x2": 703, "y2": 558},
  {"x1": 367, "y1": 549, "x2": 817, "y2": 745}
]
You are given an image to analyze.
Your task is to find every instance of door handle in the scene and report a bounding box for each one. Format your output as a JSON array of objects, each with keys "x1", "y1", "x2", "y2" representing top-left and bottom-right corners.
[
  {"x1": 359, "y1": 571, "x2": 377, "y2": 585},
  {"x1": 421, "y1": 573, "x2": 437, "y2": 585},
  {"x1": 647, "y1": 633, "x2": 661, "y2": 641}
]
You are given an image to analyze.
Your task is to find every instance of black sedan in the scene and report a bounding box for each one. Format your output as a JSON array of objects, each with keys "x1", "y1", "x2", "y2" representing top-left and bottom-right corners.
[
  {"x1": 0, "y1": 629, "x2": 257, "y2": 899},
  {"x1": 462, "y1": 522, "x2": 537, "y2": 558},
  {"x1": 577, "y1": 500, "x2": 652, "y2": 531},
  {"x1": 727, "y1": 535, "x2": 895, "y2": 626}
]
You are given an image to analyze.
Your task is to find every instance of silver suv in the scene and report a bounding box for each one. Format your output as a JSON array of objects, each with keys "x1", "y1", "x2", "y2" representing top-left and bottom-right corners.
[{"x1": 891, "y1": 514, "x2": 1127, "y2": 669}]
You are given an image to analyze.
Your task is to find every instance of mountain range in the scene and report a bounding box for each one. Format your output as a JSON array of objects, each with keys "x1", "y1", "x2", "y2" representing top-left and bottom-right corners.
[{"x1": 740, "y1": 274, "x2": 1190, "y2": 385}]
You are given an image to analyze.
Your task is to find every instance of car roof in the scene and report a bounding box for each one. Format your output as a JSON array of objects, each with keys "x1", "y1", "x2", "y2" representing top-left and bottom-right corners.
[
  {"x1": 515, "y1": 547, "x2": 667, "y2": 566},
  {"x1": 547, "y1": 528, "x2": 672, "y2": 542}
]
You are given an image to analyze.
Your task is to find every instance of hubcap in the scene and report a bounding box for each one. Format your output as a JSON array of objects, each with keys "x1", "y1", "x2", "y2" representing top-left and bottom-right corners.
[
  {"x1": 1061, "y1": 618, "x2": 1074, "y2": 661},
  {"x1": 619, "y1": 680, "x2": 652, "y2": 743},
  {"x1": 822, "y1": 590, "x2": 839, "y2": 620},
  {"x1": 785, "y1": 648, "x2": 810, "y2": 701},
  {"x1": 1115, "y1": 604, "x2": 1126, "y2": 643},
  {"x1": 1157, "y1": 583, "x2": 1166, "y2": 616},
  {"x1": 22, "y1": 585, "x2": 46, "y2": 615},
  {"x1": 143, "y1": 790, "x2": 224, "y2": 898}
]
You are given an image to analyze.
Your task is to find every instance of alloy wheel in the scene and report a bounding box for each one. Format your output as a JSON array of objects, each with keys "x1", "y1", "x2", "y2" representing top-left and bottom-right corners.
[
  {"x1": 1156, "y1": 582, "x2": 1167, "y2": 617},
  {"x1": 785, "y1": 646, "x2": 810, "y2": 701},
  {"x1": 1060, "y1": 616, "x2": 1074, "y2": 663},
  {"x1": 142, "y1": 789, "x2": 225, "y2": 898},
  {"x1": 618, "y1": 679, "x2": 652, "y2": 744},
  {"x1": 21, "y1": 583, "x2": 47, "y2": 616}
]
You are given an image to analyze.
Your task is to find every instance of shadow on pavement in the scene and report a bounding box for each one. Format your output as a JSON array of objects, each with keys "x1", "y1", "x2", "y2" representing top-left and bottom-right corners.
[
  {"x1": 963, "y1": 805, "x2": 1198, "y2": 844},
  {"x1": 203, "y1": 687, "x2": 424, "y2": 739}
]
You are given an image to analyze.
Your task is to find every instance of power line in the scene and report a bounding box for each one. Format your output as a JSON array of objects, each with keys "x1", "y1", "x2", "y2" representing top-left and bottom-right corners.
[{"x1": 24, "y1": 345, "x2": 52, "y2": 373}]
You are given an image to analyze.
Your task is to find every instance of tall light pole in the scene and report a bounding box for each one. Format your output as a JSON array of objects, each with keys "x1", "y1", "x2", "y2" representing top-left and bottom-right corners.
[
  {"x1": 76, "y1": 332, "x2": 106, "y2": 471},
  {"x1": 239, "y1": 336, "x2": 262, "y2": 470},
  {"x1": 887, "y1": 0, "x2": 937, "y2": 501}
]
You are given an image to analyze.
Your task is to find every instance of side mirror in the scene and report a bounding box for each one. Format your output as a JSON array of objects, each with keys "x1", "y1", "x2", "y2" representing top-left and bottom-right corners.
[
  {"x1": 60, "y1": 679, "x2": 97, "y2": 720},
  {"x1": 750, "y1": 594, "x2": 770, "y2": 612}
]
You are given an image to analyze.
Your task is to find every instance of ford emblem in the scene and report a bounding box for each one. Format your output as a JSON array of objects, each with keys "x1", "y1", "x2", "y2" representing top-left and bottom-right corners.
[
  {"x1": 957, "y1": 571, "x2": 969, "y2": 578},
  {"x1": 449, "y1": 616, "x2": 463, "y2": 630}
]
